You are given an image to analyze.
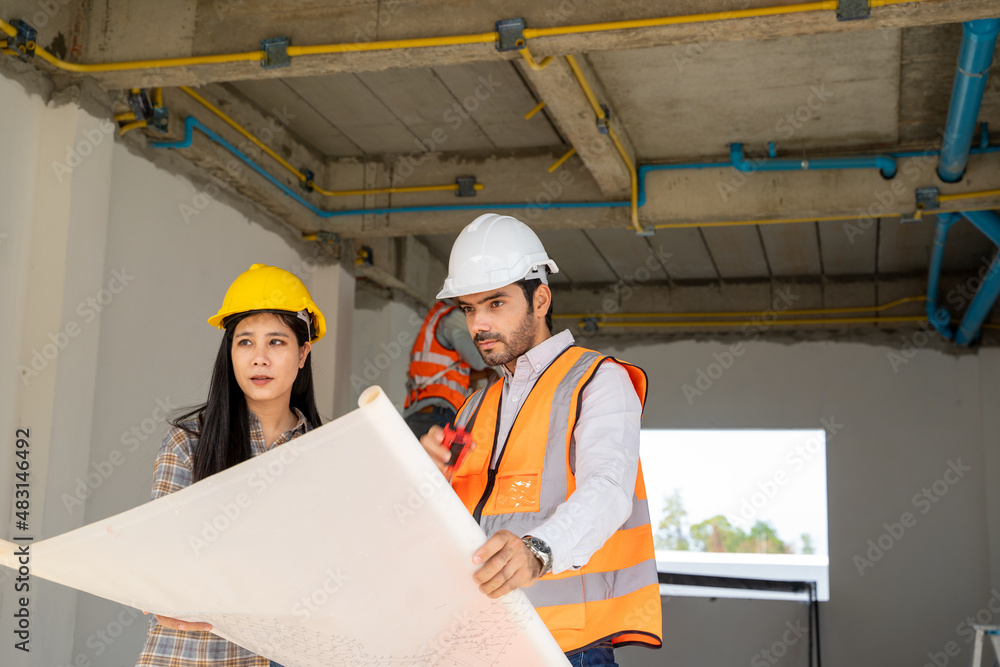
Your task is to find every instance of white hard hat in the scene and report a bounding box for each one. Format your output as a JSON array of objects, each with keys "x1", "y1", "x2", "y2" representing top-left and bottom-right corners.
[{"x1": 437, "y1": 214, "x2": 560, "y2": 299}]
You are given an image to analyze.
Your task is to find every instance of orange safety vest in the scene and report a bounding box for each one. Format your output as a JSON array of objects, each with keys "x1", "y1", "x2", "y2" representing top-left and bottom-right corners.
[
  {"x1": 451, "y1": 345, "x2": 662, "y2": 654},
  {"x1": 405, "y1": 301, "x2": 472, "y2": 412}
]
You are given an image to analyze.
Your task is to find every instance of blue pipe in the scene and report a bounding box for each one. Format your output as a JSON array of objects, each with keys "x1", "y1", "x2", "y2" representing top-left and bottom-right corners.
[
  {"x1": 952, "y1": 210, "x2": 1000, "y2": 346},
  {"x1": 150, "y1": 116, "x2": 628, "y2": 219},
  {"x1": 938, "y1": 19, "x2": 1000, "y2": 183},
  {"x1": 729, "y1": 143, "x2": 897, "y2": 179},
  {"x1": 925, "y1": 212, "x2": 959, "y2": 339},
  {"x1": 156, "y1": 116, "x2": 999, "y2": 223}
]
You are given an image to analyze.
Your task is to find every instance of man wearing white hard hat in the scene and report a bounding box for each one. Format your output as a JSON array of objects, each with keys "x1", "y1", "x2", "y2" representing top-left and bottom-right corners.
[{"x1": 420, "y1": 214, "x2": 662, "y2": 666}]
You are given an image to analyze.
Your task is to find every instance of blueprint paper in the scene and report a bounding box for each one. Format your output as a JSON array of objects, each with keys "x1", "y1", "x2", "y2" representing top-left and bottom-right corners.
[{"x1": 0, "y1": 386, "x2": 569, "y2": 667}]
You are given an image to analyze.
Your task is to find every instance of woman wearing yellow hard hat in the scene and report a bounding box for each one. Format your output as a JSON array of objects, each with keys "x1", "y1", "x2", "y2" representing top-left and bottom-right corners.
[{"x1": 135, "y1": 264, "x2": 324, "y2": 667}]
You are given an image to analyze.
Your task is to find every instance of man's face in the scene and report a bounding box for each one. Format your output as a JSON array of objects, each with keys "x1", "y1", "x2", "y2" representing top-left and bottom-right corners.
[{"x1": 456, "y1": 285, "x2": 543, "y2": 368}]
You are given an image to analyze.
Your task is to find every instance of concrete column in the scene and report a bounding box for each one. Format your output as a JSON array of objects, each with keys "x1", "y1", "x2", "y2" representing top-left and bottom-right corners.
[
  {"x1": 0, "y1": 76, "x2": 115, "y2": 667},
  {"x1": 308, "y1": 262, "x2": 356, "y2": 420}
]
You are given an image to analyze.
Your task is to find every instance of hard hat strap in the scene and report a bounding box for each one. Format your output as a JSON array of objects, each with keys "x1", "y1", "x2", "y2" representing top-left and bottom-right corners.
[{"x1": 525, "y1": 265, "x2": 550, "y2": 285}]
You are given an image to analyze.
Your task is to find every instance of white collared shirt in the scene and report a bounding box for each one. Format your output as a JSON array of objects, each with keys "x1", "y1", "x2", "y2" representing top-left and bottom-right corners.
[{"x1": 493, "y1": 330, "x2": 642, "y2": 574}]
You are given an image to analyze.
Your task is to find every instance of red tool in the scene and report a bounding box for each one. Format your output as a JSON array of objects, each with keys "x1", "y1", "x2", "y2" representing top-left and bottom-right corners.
[{"x1": 441, "y1": 424, "x2": 472, "y2": 478}]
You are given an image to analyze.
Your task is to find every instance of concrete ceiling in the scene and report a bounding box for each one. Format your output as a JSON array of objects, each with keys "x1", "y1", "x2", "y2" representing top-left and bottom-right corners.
[{"x1": 4, "y1": 0, "x2": 1000, "y2": 336}]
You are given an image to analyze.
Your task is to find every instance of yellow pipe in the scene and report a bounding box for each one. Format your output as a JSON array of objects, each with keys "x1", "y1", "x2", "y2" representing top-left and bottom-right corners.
[
  {"x1": 554, "y1": 295, "x2": 926, "y2": 320},
  {"x1": 35, "y1": 43, "x2": 261, "y2": 73},
  {"x1": 523, "y1": 1, "x2": 840, "y2": 39},
  {"x1": 654, "y1": 213, "x2": 904, "y2": 230},
  {"x1": 114, "y1": 111, "x2": 136, "y2": 122},
  {"x1": 524, "y1": 101, "x2": 546, "y2": 120},
  {"x1": 286, "y1": 32, "x2": 496, "y2": 57},
  {"x1": 119, "y1": 119, "x2": 148, "y2": 136},
  {"x1": 5, "y1": 1, "x2": 910, "y2": 76},
  {"x1": 548, "y1": 147, "x2": 577, "y2": 173},
  {"x1": 152, "y1": 87, "x2": 163, "y2": 108},
  {"x1": 584, "y1": 315, "x2": 927, "y2": 329},
  {"x1": 180, "y1": 85, "x2": 308, "y2": 182},
  {"x1": 179, "y1": 86, "x2": 478, "y2": 197},
  {"x1": 564, "y1": 53, "x2": 642, "y2": 233},
  {"x1": 311, "y1": 183, "x2": 484, "y2": 197},
  {"x1": 939, "y1": 188, "x2": 1000, "y2": 203},
  {"x1": 519, "y1": 47, "x2": 553, "y2": 71}
]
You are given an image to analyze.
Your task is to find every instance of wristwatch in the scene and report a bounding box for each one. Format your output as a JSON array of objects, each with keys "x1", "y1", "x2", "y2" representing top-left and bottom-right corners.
[{"x1": 521, "y1": 535, "x2": 553, "y2": 576}]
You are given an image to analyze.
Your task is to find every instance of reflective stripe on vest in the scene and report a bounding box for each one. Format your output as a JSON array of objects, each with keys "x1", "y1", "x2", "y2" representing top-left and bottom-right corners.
[
  {"x1": 405, "y1": 301, "x2": 471, "y2": 411},
  {"x1": 452, "y1": 346, "x2": 663, "y2": 653}
]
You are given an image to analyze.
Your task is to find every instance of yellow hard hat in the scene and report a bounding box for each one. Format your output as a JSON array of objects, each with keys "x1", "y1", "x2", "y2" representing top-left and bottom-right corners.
[{"x1": 208, "y1": 264, "x2": 326, "y2": 342}]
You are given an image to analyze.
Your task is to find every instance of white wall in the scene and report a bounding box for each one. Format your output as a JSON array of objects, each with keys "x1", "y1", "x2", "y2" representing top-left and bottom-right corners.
[
  {"x1": 350, "y1": 288, "x2": 424, "y2": 411},
  {"x1": 0, "y1": 75, "x2": 354, "y2": 667}
]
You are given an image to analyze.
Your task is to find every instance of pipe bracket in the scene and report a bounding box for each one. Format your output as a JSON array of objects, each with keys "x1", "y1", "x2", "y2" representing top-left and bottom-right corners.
[
  {"x1": 495, "y1": 18, "x2": 526, "y2": 52},
  {"x1": 8, "y1": 19, "x2": 36, "y2": 58},
  {"x1": 837, "y1": 0, "x2": 869, "y2": 21},
  {"x1": 597, "y1": 105, "x2": 611, "y2": 135},
  {"x1": 261, "y1": 37, "x2": 291, "y2": 69},
  {"x1": 455, "y1": 176, "x2": 478, "y2": 197},
  {"x1": 916, "y1": 187, "x2": 940, "y2": 211},
  {"x1": 301, "y1": 169, "x2": 315, "y2": 192},
  {"x1": 124, "y1": 89, "x2": 168, "y2": 132}
]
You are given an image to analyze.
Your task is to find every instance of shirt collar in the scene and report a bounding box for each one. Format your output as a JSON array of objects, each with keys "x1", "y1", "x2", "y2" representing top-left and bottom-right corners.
[
  {"x1": 500, "y1": 329, "x2": 576, "y2": 380},
  {"x1": 248, "y1": 406, "x2": 312, "y2": 450}
]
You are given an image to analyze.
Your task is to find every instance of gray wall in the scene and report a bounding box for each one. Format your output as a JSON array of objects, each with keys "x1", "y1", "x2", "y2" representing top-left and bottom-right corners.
[{"x1": 604, "y1": 337, "x2": 995, "y2": 667}]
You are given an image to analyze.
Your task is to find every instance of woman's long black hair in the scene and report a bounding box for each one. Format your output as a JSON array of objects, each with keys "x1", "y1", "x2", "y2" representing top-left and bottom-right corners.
[{"x1": 172, "y1": 310, "x2": 322, "y2": 482}]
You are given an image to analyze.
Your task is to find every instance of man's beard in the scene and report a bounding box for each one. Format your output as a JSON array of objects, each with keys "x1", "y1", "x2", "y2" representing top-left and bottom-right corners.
[{"x1": 474, "y1": 311, "x2": 536, "y2": 367}]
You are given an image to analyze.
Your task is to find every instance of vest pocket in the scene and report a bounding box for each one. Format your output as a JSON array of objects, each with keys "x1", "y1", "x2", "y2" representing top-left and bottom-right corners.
[{"x1": 492, "y1": 471, "x2": 541, "y2": 513}]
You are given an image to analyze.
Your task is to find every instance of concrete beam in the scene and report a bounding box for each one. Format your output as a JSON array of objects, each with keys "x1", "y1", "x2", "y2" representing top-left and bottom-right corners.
[
  {"x1": 135, "y1": 91, "x2": 1000, "y2": 240},
  {"x1": 517, "y1": 54, "x2": 634, "y2": 199},
  {"x1": 550, "y1": 271, "x2": 1000, "y2": 346},
  {"x1": 14, "y1": 0, "x2": 998, "y2": 88}
]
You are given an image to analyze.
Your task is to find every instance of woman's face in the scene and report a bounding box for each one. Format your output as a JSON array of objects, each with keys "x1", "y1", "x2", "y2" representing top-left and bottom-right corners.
[{"x1": 230, "y1": 313, "x2": 311, "y2": 412}]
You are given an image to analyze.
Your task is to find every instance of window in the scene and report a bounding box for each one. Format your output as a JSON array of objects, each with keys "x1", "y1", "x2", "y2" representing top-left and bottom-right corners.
[{"x1": 640, "y1": 429, "x2": 829, "y2": 601}]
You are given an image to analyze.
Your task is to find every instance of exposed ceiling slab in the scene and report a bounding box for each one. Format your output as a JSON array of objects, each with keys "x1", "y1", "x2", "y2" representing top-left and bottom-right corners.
[
  {"x1": 7, "y1": 0, "x2": 1000, "y2": 336},
  {"x1": 589, "y1": 30, "x2": 902, "y2": 160}
]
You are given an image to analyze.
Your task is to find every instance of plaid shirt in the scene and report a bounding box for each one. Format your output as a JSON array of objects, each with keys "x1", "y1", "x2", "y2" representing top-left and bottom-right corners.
[{"x1": 135, "y1": 408, "x2": 313, "y2": 667}]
